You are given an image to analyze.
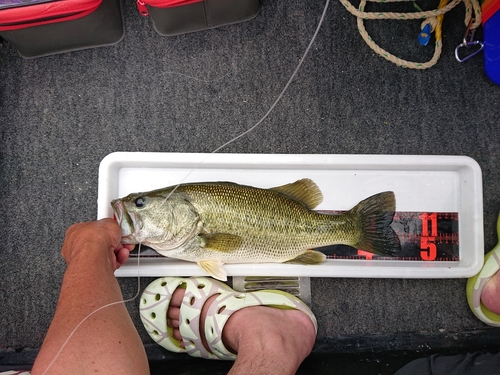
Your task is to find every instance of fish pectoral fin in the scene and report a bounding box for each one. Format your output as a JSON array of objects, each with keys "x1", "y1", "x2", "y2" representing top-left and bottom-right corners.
[
  {"x1": 198, "y1": 260, "x2": 227, "y2": 281},
  {"x1": 199, "y1": 233, "x2": 242, "y2": 252},
  {"x1": 271, "y1": 178, "x2": 323, "y2": 209},
  {"x1": 285, "y1": 250, "x2": 326, "y2": 265}
]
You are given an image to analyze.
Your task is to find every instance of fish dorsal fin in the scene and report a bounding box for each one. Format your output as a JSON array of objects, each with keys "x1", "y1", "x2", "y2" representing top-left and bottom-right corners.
[
  {"x1": 198, "y1": 260, "x2": 227, "y2": 281},
  {"x1": 271, "y1": 178, "x2": 323, "y2": 209}
]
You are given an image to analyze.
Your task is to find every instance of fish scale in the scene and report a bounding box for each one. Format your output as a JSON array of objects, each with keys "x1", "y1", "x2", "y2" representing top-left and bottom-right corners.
[
  {"x1": 176, "y1": 183, "x2": 359, "y2": 248},
  {"x1": 204, "y1": 189, "x2": 356, "y2": 254},
  {"x1": 112, "y1": 179, "x2": 400, "y2": 281}
]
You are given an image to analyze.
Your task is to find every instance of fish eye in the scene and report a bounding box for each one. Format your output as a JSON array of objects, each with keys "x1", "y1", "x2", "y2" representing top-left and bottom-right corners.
[{"x1": 135, "y1": 197, "x2": 146, "y2": 208}]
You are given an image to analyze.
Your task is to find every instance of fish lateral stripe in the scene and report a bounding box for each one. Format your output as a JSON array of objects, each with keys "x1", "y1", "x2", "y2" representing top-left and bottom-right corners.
[{"x1": 111, "y1": 180, "x2": 403, "y2": 276}]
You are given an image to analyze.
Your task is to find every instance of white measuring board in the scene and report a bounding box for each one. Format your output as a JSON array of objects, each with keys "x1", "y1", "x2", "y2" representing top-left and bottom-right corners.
[{"x1": 97, "y1": 152, "x2": 483, "y2": 278}]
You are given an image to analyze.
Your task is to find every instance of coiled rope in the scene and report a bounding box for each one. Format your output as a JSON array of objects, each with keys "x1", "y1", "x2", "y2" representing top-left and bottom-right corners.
[{"x1": 339, "y1": 0, "x2": 482, "y2": 68}]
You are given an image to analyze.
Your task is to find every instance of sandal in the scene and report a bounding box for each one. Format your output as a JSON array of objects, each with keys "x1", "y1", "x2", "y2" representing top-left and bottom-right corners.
[
  {"x1": 466, "y1": 212, "x2": 500, "y2": 326},
  {"x1": 139, "y1": 276, "x2": 318, "y2": 360}
]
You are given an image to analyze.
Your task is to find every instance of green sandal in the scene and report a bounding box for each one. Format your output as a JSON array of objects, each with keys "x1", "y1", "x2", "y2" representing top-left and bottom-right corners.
[
  {"x1": 140, "y1": 276, "x2": 318, "y2": 360},
  {"x1": 466, "y1": 212, "x2": 500, "y2": 326}
]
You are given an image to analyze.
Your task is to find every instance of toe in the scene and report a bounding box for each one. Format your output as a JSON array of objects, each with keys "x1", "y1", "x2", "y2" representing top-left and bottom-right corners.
[
  {"x1": 170, "y1": 286, "x2": 185, "y2": 306},
  {"x1": 167, "y1": 306, "x2": 180, "y2": 327},
  {"x1": 482, "y1": 272, "x2": 500, "y2": 315},
  {"x1": 166, "y1": 284, "x2": 186, "y2": 347},
  {"x1": 167, "y1": 286, "x2": 186, "y2": 325},
  {"x1": 172, "y1": 327, "x2": 184, "y2": 348}
]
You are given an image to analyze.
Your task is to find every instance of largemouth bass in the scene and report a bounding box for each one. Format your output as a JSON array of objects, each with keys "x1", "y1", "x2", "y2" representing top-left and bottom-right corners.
[{"x1": 111, "y1": 179, "x2": 400, "y2": 281}]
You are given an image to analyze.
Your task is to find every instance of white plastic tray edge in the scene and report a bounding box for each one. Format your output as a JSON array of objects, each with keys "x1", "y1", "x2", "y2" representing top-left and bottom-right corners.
[{"x1": 96, "y1": 152, "x2": 484, "y2": 279}]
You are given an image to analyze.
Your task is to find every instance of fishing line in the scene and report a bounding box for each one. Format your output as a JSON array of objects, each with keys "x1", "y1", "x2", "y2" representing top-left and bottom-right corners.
[
  {"x1": 40, "y1": 244, "x2": 143, "y2": 375},
  {"x1": 210, "y1": 1, "x2": 330, "y2": 154},
  {"x1": 160, "y1": 0, "x2": 331, "y2": 205},
  {"x1": 42, "y1": 1, "x2": 331, "y2": 372}
]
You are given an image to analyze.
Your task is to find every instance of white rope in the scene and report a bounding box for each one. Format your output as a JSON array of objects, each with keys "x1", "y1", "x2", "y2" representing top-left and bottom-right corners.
[{"x1": 340, "y1": 0, "x2": 482, "y2": 69}]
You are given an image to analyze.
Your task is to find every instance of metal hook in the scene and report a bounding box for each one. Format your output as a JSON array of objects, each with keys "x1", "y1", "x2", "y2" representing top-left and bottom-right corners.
[{"x1": 455, "y1": 18, "x2": 484, "y2": 62}]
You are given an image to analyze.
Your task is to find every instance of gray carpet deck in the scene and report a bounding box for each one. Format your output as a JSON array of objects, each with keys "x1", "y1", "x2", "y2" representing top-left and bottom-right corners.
[{"x1": 1, "y1": 0, "x2": 499, "y2": 367}]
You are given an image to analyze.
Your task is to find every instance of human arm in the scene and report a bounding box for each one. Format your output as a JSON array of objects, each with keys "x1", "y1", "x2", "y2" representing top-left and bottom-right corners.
[{"x1": 31, "y1": 219, "x2": 149, "y2": 375}]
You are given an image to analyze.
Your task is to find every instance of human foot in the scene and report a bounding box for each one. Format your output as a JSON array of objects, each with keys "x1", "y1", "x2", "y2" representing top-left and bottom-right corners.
[
  {"x1": 221, "y1": 303, "x2": 317, "y2": 374},
  {"x1": 481, "y1": 215, "x2": 500, "y2": 315},
  {"x1": 167, "y1": 282, "x2": 316, "y2": 374},
  {"x1": 167, "y1": 288, "x2": 316, "y2": 361},
  {"x1": 466, "y1": 212, "x2": 500, "y2": 326},
  {"x1": 140, "y1": 277, "x2": 317, "y2": 374},
  {"x1": 481, "y1": 271, "x2": 500, "y2": 315},
  {"x1": 166, "y1": 287, "x2": 222, "y2": 352}
]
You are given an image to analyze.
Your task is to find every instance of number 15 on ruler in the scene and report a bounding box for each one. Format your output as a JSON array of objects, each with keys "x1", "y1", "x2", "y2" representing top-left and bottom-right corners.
[{"x1": 419, "y1": 212, "x2": 437, "y2": 261}]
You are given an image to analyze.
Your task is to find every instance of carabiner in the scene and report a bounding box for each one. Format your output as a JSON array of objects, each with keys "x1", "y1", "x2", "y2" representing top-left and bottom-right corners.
[{"x1": 455, "y1": 18, "x2": 484, "y2": 62}]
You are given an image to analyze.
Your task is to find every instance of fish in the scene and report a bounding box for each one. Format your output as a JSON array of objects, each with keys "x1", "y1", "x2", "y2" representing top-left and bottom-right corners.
[{"x1": 111, "y1": 179, "x2": 400, "y2": 281}]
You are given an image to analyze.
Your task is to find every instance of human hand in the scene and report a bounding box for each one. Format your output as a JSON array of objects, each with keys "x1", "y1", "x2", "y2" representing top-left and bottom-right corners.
[{"x1": 61, "y1": 218, "x2": 135, "y2": 271}]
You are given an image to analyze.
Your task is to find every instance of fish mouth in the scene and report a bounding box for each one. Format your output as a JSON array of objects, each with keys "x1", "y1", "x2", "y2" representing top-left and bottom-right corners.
[
  {"x1": 110, "y1": 199, "x2": 136, "y2": 242},
  {"x1": 110, "y1": 199, "x2": 123, "y2": 223}
]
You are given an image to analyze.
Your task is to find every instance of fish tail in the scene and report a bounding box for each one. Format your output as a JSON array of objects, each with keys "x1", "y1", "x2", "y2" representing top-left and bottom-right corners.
[{"x1": 350, "y1": 191, "x2": 401, "y2": 257}]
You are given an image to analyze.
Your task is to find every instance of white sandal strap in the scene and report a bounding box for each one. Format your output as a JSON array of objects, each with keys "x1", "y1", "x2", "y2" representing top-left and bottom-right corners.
[
  {"x1": 140, "y1": 277, "x2": 186, "y2": 353},
  {"x1": 179, "y1": 277, "x2": 233, "y2": 358},
  {"x1": 204, "y1": 289, "x2": 318, "y2": 360},
  {"x1": 141, "y1": 277, "x2": 317, "y2": 361},
  {"x1": 140, "y1": 277, "x2": 233, "y2": 359}
]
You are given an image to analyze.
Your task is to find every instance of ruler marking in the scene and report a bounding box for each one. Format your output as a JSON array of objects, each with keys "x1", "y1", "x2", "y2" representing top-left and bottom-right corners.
[
  {"x1": 129, "y1": 211, "x2": 460, "y2": 262},
  {"x1": 317, "y1": 211, "x2": 459, "y2": 262}
]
